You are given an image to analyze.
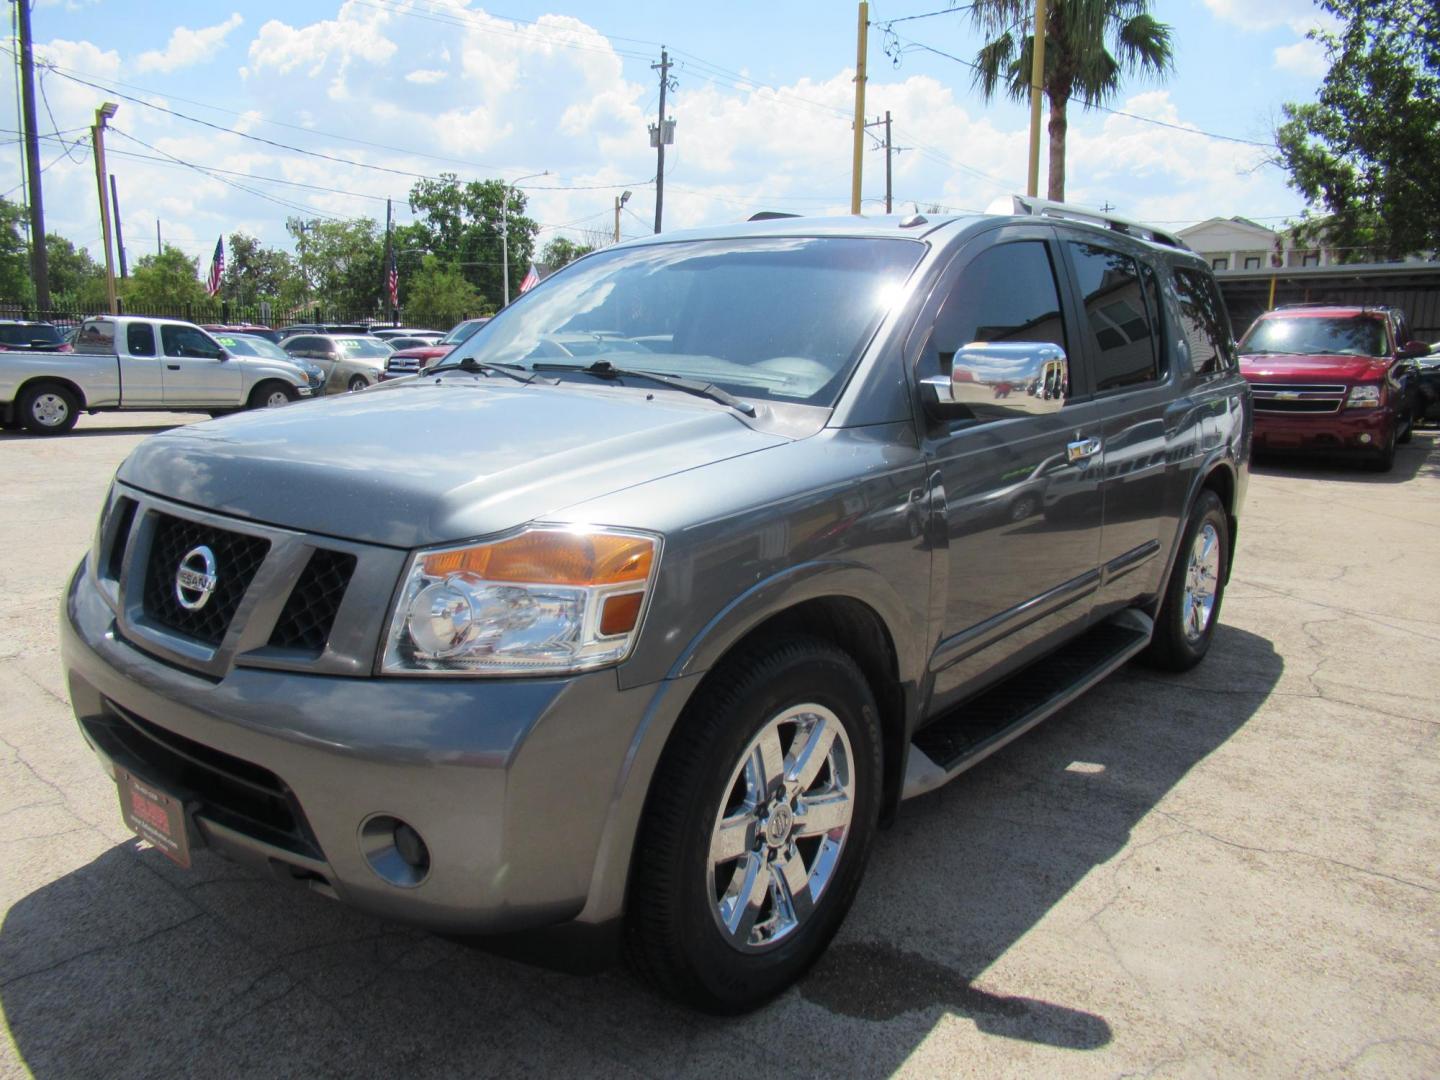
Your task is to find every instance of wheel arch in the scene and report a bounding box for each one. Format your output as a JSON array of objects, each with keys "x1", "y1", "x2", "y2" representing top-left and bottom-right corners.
[{"x1": 18, "y1": 375, "x2": 87, "y2": 411}]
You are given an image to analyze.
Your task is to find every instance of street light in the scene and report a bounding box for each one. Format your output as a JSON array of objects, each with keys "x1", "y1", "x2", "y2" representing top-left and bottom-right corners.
[
  {"x1": 614, "y1": 190, "x2": 632, "y2": 244},
  {"x1": 501, "y1": 170, "x2": 548, "y2": 307}
]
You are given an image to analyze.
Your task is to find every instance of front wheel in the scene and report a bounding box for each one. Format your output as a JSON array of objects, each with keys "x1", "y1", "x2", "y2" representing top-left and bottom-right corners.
[
  {"x1": 19, "y1": 382, "x2": 79, "y2": 435},
  {"x1": 347, "y1": 374, "x2": 369, "y2": 393},
  {"x1": 625, "y1": 635, "x2": 882, "y2": 1013},
  {"x1": 1365, "y1": 426, "x2": 1397, "y2": 472},
  {"x1": 248, "y1": 381, "x2": 296, "y2": 410},
  {"x1": 1143, "y1": 489, "x2": 1229, "y2": 672}
]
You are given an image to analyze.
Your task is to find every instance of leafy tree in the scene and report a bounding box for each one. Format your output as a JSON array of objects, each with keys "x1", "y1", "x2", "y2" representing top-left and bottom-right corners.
[
  {"x1": 120, "y1": 245, "x2": 208, "y2": 313},
  {"x1": 1275, "y1": 0, "x2": 1440, "y2": 261},
  {"x1": 540, "y1": 237, "x2": 595, "y2": 268},
  {"x1": 403, "y1": 255, "x2": 481, "y2": 329},
  {"x1": 45, "y1": 234, "x2": 102, "y2": 301},
  {"x1": 0, "y1": 198, "x2": 30, "y2": 302},
  {"x1": 287, "y1": 216, "x2": 384, "y2": 315},
  {"x1": 406, "y1": 174, "x2": 538, "y2": 305},
  {"x1": 221, "y1": 232, "x2": 304, "y2": 306},
  {"x1": 967, "y1": 0, "x2": 1173, "y2": 201}
]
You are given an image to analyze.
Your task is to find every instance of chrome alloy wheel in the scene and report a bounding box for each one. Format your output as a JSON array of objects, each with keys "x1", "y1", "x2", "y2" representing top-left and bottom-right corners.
[
  {"x1": 263, "y1": 388, "x2": 290, "y2": 408},
  {"x1": 1182, "y1": 522, "x2": 1221, "y2": 642},
  {"x1": 706, "y1": 704, "x2": 855, "y2": 952},
  {"x1": 31, "y1": 392, "x2": 69, "y2": 427}
]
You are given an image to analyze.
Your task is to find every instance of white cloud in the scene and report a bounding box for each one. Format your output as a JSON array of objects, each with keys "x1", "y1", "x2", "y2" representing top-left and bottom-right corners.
[
  {"x1": 136, "y1": 14, "x2": 244, "y2": 74},
  {"x1": 1273, "y1": 39, "x2": 1328, "y2": 78},
  {"x1": 404, "y1": 68, "x2": 447, "y2": 85},
  {"x1": 1201, "y1": 0, "x2": 1328, "y2": 35},
  {"x1": 248, "y1": 1, "x2": 397, "y2": 82}
]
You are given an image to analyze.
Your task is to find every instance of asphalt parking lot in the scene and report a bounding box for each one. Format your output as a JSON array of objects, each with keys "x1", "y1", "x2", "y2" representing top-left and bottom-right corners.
[{"x1": 2, "y1": 413, "x2": 1437, "y2": 1078}]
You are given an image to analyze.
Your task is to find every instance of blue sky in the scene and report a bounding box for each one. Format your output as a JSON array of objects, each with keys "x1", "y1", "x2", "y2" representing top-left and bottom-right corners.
[{"x1": 7, "y1": 0, "x2": 1334, "y2": 268}]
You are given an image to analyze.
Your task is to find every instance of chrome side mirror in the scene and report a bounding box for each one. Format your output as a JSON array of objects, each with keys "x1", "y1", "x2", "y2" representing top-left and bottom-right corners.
[{"x1": 922, "y1": 341, "x2": 1068, "y2": 421}]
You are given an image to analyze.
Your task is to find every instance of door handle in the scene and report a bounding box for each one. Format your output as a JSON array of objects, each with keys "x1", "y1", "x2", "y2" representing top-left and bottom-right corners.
[
  {"x1": 1067, "y1": 436, "x2": 1102, "y2": 463},
  {"x1": 166, "y1": 364, "x2": 180, "y2": 370}
]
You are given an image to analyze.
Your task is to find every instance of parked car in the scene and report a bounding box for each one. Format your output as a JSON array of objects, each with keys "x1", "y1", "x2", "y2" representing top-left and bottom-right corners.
[
  {"x1": 61, "y1": 198, "x2": 1249, "y2": 1013},
  {"x1": 200, "y1": 323, "x2": 285, "y2": 346},
  {"x1": 280, "y1": 333, "x2": 393, "y2": 393},
  {"x1": 371, "y1": 327, "x2": 444, "y2": 343},
  {"x1": 0, "y1": 319, "x2": 71, "y2": 352},
  {"x1": 380, "y1": 335, "x2": 440, "y2": 352},
  {"x1": 280, "y1": 322, "x2": 370, "y2": 337},
  {"x1": 1237, "y1": 304, "x2": 1424, "y2": 470},
  {"x1": 1416, "y1": 344, "x2": 1440, "y2": 427},
  {"x1": 211, "y1": 331, "x2": 326, "y2": 396},
  {"x1": 379, "y1": 317, "x2": 490, "y2": 380},
  {"x1": 1, "y1": 315, "x2": 314, "y2": 434}
]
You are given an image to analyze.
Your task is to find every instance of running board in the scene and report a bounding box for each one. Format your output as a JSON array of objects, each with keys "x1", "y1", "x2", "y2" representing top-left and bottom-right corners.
[{"x1": 902, "y1": 609, "x2": 1154, "y2": 800}]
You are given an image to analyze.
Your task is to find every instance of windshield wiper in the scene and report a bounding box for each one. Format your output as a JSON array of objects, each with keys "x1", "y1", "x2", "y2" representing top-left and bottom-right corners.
[
  {"x1": 428, "y1": 357, "x2": 555, "y2": 385},
  {"x1": 532, "y1": 360, "x2": 757, "y2": 416}
]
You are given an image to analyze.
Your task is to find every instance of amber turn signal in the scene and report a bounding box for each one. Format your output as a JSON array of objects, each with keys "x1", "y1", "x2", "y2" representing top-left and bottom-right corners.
[{"x1": 421, "y1": 529, "x2": 655, "y2": 586}]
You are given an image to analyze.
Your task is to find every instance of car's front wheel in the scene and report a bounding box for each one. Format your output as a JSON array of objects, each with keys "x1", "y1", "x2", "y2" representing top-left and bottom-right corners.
[
  {"x1": 347, "y1": 374, "x2": 369, "y2": 392},
  {"x1": 625, "y1": 635, "x2": 882, "y2": 1013}
]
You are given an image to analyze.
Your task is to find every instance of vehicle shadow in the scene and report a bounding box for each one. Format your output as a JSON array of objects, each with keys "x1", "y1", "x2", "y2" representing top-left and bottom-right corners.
[
  {"x1": 0, "y1": 424, "x2": 189, "y2": 440},
  {"x1": 1252, "y1": 429, "x2": 1438, "y2": 484},
  {"x1": 0, "y1": 624, "x2": 1281, "y2": 1078}
]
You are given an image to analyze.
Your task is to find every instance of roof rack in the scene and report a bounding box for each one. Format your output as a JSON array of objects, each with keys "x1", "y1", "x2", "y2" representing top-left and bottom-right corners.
[{"x1": 986, "y1": 194, "x2": 1188, "y2": 250}]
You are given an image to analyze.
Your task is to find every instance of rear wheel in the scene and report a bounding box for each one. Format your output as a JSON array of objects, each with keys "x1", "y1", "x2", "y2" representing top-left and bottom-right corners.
[
  {"x1": 625, "y1": 635, "x2": 882, "y2": 1013},
  {"x1": 1143, "y1": 490, "x2": 1229, "y2": 672},
  {"x1": 18, "y1": 382, "x2": 79, "y2": 435}
]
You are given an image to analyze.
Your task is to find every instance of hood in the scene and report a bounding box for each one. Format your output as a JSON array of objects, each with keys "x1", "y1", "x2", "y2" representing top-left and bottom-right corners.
[
  {"x1": 117, "y1": 378, "x2": 787, "y2": 548},
  {"x1": 1240, "y1": 352, "x2": 1393, "y2": 383},
  {"x1": 392, "y1": 344, "x2": 454, "y2": 361}
]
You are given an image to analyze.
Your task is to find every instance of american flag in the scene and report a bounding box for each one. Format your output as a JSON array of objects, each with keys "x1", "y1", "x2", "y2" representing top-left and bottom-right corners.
[
  {"x1": 518, "y1": 264, "x2": 540, "y2": 294},
  {"x1": 386, "y1": 244, "x2": 399, "y2": 308},
  {"x1": 205, "y1": 236, "x2": 224, "y2": 297}
]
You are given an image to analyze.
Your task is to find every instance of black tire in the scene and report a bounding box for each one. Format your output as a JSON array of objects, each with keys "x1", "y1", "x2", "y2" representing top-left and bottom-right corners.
[
  {"x1": 1143, "y1": 490, "x2": 1229, "y2": 672},
  {"x1": 1365, "y1": 426, "x2": 1397, "y2": 472},
  {"x1": 18, "y1": 381, "x2": 79, "y2": 435},
  {"x1": 625, "y1": 634, "x2": 883, "y2": 1014},
  {"x1": 347, "y1": 374, "x2": 369, "y2": 392},
  {"x1": 1396, "y1": 411, "x2": 1414, "y2": 445},
  {"x1": 248, "y1": 381, "x2": 297, "y2": 410}
]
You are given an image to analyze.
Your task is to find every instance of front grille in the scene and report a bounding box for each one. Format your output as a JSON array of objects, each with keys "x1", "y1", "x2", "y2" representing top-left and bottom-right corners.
[
  {"x1": 142, "y1": 513, "x2": 270, "y2": 646},
  {"x1": 105, "y1": 497, "x2": 138, "y2": 580},
  {"x1": 1250, "y1": 382, "x2": 1347, "y2": 415},
  {"x1": 268, "y1": 549, "x2": 357, "y2": 654},
  {"x1": 84, "y1": 701, "x2": 322, "y2": 859},
  {"x1": 386, "y1": 358, "x2": 421, "y2": 376}
]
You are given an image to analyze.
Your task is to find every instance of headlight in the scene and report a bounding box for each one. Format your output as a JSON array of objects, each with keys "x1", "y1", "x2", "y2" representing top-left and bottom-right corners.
[
  {"x1": 381, "y1": 527, "x2": 659, "y2": 675},
  {"x1": 1346, "y1": 384, "x2": 1381, "y2": 408}
]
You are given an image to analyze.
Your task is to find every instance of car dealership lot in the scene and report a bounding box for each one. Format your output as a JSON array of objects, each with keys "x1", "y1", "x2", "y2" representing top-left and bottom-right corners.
[{"x1": 2, "y1": 414, "x2": 1437, "y2": 1078}]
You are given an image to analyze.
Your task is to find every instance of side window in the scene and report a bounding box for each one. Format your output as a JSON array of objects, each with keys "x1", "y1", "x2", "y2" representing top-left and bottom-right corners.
[
  {"x1": 127, "y1": 323, "x2": 155, "y2": 357},
  {"x1": 1173, "y1": 268, "x2": 1236, "y2": 376},
  {"x1": 1067, "y1": 241, "x2": 1159, "y2": 392},
  {"x1": 74, "y1": 320, "x2": 115, "y2": 356},
  {"x1": 161, "y1": 326, "x2": 219, "y2": 358},
  {"x1": 933, "y1": 240, "x2": 1068, "y2": 356}
]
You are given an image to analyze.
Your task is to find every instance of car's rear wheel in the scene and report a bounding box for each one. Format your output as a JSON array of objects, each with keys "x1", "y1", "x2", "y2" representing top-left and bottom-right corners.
[
  {"x1": 1143, "y1": 489, "x2": 1229, "y2": 672},
  {"x1": 625, "y1": 635, "x2": 882, "y2": 1014},
  {"x1": 18, "y1": 382, "x2": 79, "y2": 435}
]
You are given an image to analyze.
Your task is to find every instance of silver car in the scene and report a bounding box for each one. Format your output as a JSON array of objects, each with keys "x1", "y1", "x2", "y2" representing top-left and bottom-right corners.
[{"x1": 280, "y1": 333, "x2": 393, "y2": 393}]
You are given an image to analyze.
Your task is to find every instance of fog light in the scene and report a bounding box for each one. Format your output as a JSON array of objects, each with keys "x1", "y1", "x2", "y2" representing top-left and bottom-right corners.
[
  {"x1": 1359, "y1": 433, "x2": 1372, "y2": 444},
  {"x1": 359, "y1": 814, "x2": 431, "y2": 888}
]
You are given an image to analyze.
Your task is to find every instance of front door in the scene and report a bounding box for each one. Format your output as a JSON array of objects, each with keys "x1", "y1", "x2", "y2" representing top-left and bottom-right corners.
[
  {"x1": 918, "y1": 229, "x2": 1107, "y2": 711},
  {"x1": 160, "y1": 325, "x2": 242, "y2": 406}
]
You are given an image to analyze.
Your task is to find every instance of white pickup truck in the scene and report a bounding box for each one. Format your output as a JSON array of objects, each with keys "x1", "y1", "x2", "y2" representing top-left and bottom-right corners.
[{"x1": 0, "y1": 315, "x2": 316, "y2": 435}]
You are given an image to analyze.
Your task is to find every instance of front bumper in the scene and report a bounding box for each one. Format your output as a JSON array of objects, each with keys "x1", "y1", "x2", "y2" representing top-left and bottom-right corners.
[
  {"x1": 61, "y1": 558, "x2": 674, "y2": 934},
  {"x1": 1252, "y1": 406, "x2": 1396, "y2": 454}
]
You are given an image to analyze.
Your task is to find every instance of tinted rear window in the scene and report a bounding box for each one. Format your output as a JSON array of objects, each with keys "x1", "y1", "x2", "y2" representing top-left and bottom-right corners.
[
  {"x1": 0, "y1": 324, "x2": 62, "y2": 346},
  {"x1": 1067, "y1": 242, "x2": 1160, "y2": 391}
]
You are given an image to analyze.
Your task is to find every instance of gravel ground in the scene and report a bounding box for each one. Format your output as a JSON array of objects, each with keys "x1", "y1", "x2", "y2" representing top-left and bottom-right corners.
[{"x1": 2, "y1": 413, "x2": 1437, "y2": 1078}]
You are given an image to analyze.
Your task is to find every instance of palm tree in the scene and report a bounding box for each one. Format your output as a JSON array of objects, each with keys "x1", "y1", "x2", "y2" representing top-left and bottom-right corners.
[{"x1": 968, "y1": 0, "x2": 1173, "y2": 202}]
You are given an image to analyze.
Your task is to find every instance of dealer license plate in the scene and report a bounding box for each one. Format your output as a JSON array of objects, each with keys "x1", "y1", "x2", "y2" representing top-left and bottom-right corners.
[{"x1": 116, "y1": 769, "x2": 193, "y2": 868}]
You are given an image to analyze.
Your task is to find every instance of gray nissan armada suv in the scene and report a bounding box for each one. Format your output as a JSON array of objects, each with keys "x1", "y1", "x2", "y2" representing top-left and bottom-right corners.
[{"x1": 61, "y1": 196, "x2": 1250, "y2": 1013}]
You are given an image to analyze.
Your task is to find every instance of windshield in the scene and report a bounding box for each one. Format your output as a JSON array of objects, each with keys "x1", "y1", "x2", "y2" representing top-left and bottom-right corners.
[
  {"x1": 441, "y1": 319, "x2": 486, "y2": 346},
  {"x1": 214, "y1": 334, "x2": 292, "y2": 361},
  {"x1": 1240, "y1": 316, "x2": 1388, "y2": 357},
  {"x1": 0, "y1": 324, "x2": 62, "y2": 346},
  {"x1": 334, "y1": 337, "x2": 393, "y2": 357},
  {"x1": 445, "y1": 237, "x2": 924, "y2": 406}
]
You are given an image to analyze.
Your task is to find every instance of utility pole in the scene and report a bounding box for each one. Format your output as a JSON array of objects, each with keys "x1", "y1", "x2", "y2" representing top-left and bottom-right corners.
[
  {"x1": 1025, "y1": 0, "x2": 1048, "y2": 198},
  {"x1": 109, "y1": 175, "x2": 128, "y2": 278},
  {"x1": 864, "y1": 111, "x2": 893, "y2": 213},
  {"x1": 650, "y1": 49, "x2": 675, "y2": 234},
  {"x1": 614, "y1": 190, "x2": 631, "y2": 244},
  {"x1": 155, "y1": 220, "x2": 161, "y2": 256},
  {"x1": 91, "y1": 102, "x2": 119, "y2": 314},
  {"x1": 16, "y1": 0, "x2": 50, "y2": 308},
  {"x1": 850, "y1": 2, "x2": 869, "y2": 215}
]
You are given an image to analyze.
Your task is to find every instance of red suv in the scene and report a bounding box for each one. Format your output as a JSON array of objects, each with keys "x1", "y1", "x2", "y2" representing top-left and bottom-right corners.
[{"x1": 1238, "y1": 305, "x2": 1425, "y2": 471}]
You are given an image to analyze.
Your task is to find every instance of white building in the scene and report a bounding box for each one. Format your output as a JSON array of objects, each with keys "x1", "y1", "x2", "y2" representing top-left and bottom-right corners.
[{"x1": 1176, "y1": 216, "x2": 1338, "y2": 272}]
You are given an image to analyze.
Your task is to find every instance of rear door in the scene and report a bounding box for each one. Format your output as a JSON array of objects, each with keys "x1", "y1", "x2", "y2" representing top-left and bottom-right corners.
[
  {"x1": 118, "y1": 321, "x2": 164, "y2": 406},
  {"x1": 160, "y1": 324, "x2": 242, "y2": 405},
  {"x1": 917, "y1": 226, "x2": 1109, "y2": 712}
]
